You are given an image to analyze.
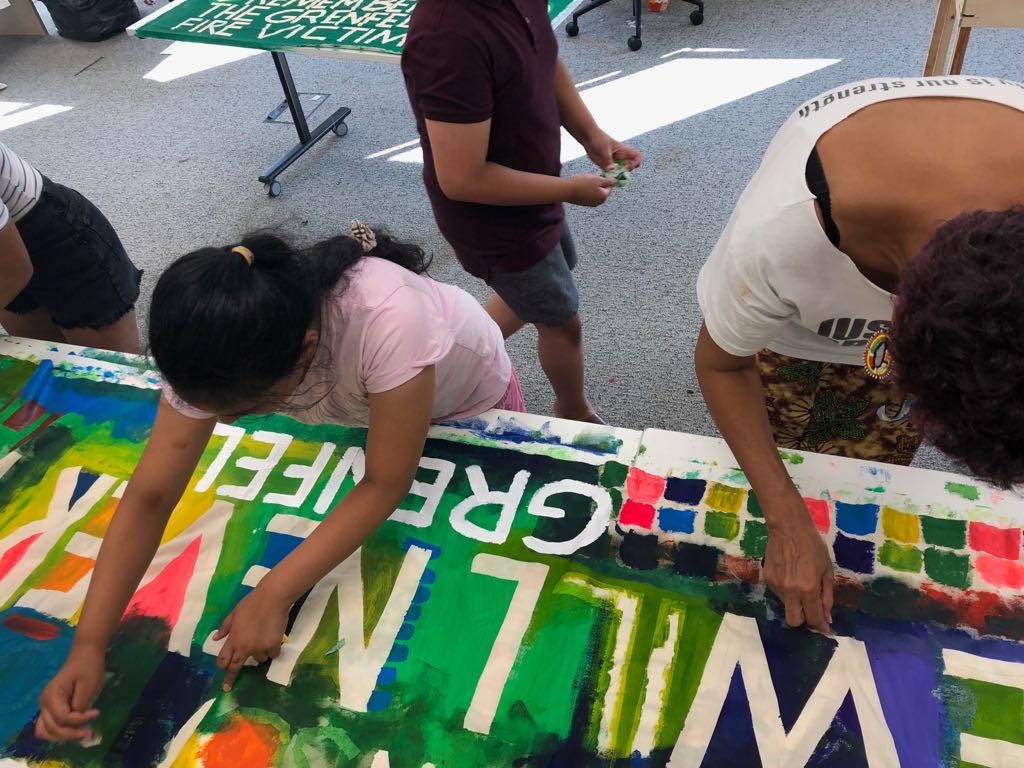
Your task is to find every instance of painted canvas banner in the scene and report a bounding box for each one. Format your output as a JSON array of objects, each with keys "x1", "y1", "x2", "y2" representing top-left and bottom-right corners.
[
  {"x1": 129, "y1": 0, "x2": 582, "y2": 61},
  {"x1": 0, "y1": 336, "x2": 1022, "y2": 767}
]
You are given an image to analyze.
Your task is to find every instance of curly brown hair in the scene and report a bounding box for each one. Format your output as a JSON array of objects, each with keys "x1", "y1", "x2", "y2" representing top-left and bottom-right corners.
[{"x1": 890, "y1": 208, "x2": 1024, "y2": 489}]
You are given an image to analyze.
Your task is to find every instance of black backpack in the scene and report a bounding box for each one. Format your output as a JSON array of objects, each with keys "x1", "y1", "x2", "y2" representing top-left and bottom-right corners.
[{"x1": 41, "y1": 0, "x2": 141, "y2": 41}]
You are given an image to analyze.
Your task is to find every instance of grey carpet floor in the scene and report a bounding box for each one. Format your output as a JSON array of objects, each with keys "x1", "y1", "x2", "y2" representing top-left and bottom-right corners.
[{"x1": 2, "y1": 0, "x2": 1022, "y2": 474}]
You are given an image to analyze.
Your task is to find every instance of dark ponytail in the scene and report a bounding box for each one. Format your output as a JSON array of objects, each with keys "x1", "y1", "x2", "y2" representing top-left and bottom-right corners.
[{"x1": 149, "y1": 227, "x2": 432, "y2": 411}]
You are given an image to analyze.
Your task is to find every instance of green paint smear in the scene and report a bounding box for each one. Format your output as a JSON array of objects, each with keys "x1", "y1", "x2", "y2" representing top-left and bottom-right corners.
[
  {"x1": 779, "y1": 450, "x2": 805, "y2": 465},
  {"x1": 600, "y1": 461, "x2": 629, "y2": 488},
  {"x1": 740, "y1": 520, "x2": 768, "y2": 558},
  {"x1": 945, "y1": 482, "x2": 980, "y2": 501},
  {"x1": 879, "y1": 541, "x2": 923, "y2": 573},
  {"x1": 746, "y1": 491, "x2": 763, "y2": 518},
  {"x1": 704, "y1": 510, "x2": 740, "y2": 541},
  {"x1": 924, "y1": 547, "x2": 972, "y2": 590},
  {"x1": 921, "y1": 516, "x2": 967, "y2": 549},
  {"x1": 865, "y1": 486, "x2": 886, "y2": 494},
  {"x1": 960, "y1": 678, "x2": 1024, "y2": 744}
]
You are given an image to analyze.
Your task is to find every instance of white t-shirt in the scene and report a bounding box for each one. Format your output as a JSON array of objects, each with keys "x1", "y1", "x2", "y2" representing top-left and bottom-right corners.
[
  {"x1": 0, "y1": 141, "x2": 43, "y2": 231},
  {"x1": 698, "y1": 75, "x2": 1024, "y2": 365},
  {"x1": 165, "y1": 257, "x2": 511, "y2": 427}
]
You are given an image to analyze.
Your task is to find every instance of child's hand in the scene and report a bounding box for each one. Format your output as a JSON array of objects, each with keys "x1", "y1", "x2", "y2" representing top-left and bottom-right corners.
[
  {"x1": 567, "y1": 174, "x2": 617, "y2": 207},
  {"x1": 583, "y1": 130, "x2": 643, "y2": 172},
  {"x1": 214, "y1": 587, "x2": 289, "y2": 691},
  {"x1": 36, "y1": 645, "x2": 104, "y2": 742}
]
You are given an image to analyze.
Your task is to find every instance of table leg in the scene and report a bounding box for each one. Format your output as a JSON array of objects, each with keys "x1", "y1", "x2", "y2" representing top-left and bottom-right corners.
[
  {"x1": 924, "y1": 0, "x2": 958, "y2": 76},
  {"x1": 257, "y1": 52, "x2": 353, "y2": 197},
  {"x1": 949, "y1": 26, "x2": 971, "y2": 75}
]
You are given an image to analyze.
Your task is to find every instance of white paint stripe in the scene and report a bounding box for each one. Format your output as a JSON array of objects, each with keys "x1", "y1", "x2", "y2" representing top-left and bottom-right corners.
[
  {"x1": 265, "y1": 513, "x2": 318, "y2": 538},
  {"x1": 463, "y1": 555, "x2": 549, "y2": 734},
  {"x1": 661, "y1": 46, "x2": 747, "y2": 58},
  {"x1": 242, "y1": 565, "x2": 270, "y2": 588},
  {"x1": 943, "y1": 648, "x2": 1024, "y2": 689},
  {"x1": 0, "y1": 104, "x2": 73, "y2": 132},
  {"x1": 365, "y1": 138, "x2": 421, "y2": 159},
  {"x1": 156, "y1": 698, "x2": 215, "y2": 767},
  {"x1": 64, "y1": 532, "x2": 102, "y2": 559},
  {"x1": 0, "y1": 451, "x2": 21, "y2": 480},
  {"x1": 632, "y1": 612, "x2": 681, "y2": 756},
  {"x1": 576, "y1": 70, "x2": 622, "y2": 87},
  {"x1": 959, "y1": 733, "x2": 1024, "y2": 767}
]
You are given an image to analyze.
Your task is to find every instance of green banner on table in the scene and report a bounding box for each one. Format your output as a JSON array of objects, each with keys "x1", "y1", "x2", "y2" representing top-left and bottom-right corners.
[{"x1": 130, "y1": 0, "x2": 581, "y2": 59}]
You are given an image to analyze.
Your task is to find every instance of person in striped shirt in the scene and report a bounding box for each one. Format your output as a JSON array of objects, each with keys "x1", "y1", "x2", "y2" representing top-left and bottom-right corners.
[{"x1": 0, "y1": 141, "x2": 141, "y2": 352}]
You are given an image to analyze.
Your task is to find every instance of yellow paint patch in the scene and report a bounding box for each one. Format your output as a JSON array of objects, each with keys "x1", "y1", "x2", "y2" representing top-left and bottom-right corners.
[
  {"x1": 882, "y1": 506, "x2": 921, "y2": 543},
  {"x1": 704, "y1": 482, "x2": 746, "y2": 514}
]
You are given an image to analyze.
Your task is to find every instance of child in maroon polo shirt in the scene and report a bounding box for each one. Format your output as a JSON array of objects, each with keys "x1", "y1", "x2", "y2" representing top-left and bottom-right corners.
[{"x1": 401, "y1": 0, "x2": 641, "y2": 423}]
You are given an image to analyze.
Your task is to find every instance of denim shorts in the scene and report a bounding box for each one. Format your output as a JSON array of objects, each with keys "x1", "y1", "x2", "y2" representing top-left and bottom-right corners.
[
  {"x1": 8, "y1": 176, "x2": 142, "y2": 329},
  {"x1": 488, "y1": 227, "x2": 579, "y2": 327}
]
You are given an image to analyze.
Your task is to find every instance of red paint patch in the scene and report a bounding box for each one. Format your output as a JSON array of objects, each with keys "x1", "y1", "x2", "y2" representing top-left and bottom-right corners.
[
  {"x1": 0, "y1": 532, "x2": 42, "y2": 581},
  {"x1": 124, "y1": 536, "x2": 202, "y2": 626},
  {"x1": 2, "y1": 613, "x2": 60, "y2": 641},
  {"x1": 4, "y1": 401, "x2": 45, "y2": 430},
  {"x1": 804, "y1": 498, "x2": 831, "y2": 534},
  {"x1": 626, "y1": 468, "x2": 667, "y2": 505},
  {"x1": 975, "y1": 554, "x2": 1024, "y2": 590},
  {"x1": 968, "y1": 521, "x2": 1021, "y2": 560},
  {"x1": 197, "y1": 714, "x2": 279, "y2": 768},
  {"x1": 619, "y1": 499, "x2": 656, "y2": 529},
  {"x1": 919, "y1": 582, "x2": 1016, "y2": 636},
  {"x1": 724, "y1": 555, "x2": 761, "y2": 583}
]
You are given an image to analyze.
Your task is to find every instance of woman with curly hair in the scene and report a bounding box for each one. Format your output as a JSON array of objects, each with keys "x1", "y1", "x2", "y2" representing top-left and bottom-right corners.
[{"x1": 694, "y1": 75, "x2": 1024, "y2": 634}]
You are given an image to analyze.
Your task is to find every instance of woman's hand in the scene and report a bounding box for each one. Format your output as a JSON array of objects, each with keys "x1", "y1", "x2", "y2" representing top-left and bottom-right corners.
[
  {"x1": 582, "y1": 129, "x2": 643, "y2": 172},
  {"x1": 36, "y1": 644, "x2": 105, "y2": 742},
  {"x1": 763, "y1": 499, "x2": 834, "y2": 633},
  {"x1": 214, "y1": 587, "x2": 289, "y2": 691}
]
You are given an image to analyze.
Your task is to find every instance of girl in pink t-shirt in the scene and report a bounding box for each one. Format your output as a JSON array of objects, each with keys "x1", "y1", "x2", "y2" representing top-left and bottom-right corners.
[{"x1": 36, "y1": 224, "x2": 524, "y2": 743}]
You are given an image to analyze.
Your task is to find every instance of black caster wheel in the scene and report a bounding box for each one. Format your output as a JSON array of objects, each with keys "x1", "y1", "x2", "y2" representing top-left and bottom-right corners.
[
  {"x1": 332, "y1": 120, "x2": 349, "y2": 137},
  {"x1": 264, "y1": 180, "x2": 282, "y2": 198},
  {"x1": 690, "y1": 9, "x2": 704, "y2": 24},
  {"x1": 627, "y1": 35, "x2": 642, "y2": 51},
  {"x1": 566, "y1": 20, "x2": 579, "y2": 36}
]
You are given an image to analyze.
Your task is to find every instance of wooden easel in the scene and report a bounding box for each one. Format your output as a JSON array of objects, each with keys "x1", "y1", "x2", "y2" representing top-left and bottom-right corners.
[
  {"x1": 0, "y1": 0, "x2": 48, "y2": 36},
  {"x1": 925, "y1": 0, "x2": 1024, "y2": 75}
]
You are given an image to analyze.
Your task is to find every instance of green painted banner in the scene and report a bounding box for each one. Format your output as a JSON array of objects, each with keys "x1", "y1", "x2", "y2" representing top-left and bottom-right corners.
[{"x1": 130, "y1": 0, "x2": 581, "y2": 59}]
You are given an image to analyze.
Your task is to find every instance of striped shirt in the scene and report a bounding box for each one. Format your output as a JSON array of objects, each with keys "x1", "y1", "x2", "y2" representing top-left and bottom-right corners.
[{"x1": 0, "y1": 141, "x2": 43, "y2": 231}]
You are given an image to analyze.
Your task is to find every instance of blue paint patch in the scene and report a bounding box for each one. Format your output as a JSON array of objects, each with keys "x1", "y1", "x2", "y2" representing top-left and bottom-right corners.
[
  {"x1": 834, "y1": 532, "x2": 876, "y2": 574},
  {"x1": 387, "y1": 644, "x2": 409, "y2": 663},
  {"x1": 835, "y1": 503, "x2": 880, "y2": 536},
  {"x1": 396, "y1": 623, "x2": 415, "y2": 641},
  {"x1": 441, "y1": 415, "x2": 623, "y2": 456},
  {"x1": 658, "y1": 507, "x2": 696, "y2": 533},
  {"x1": 412, "y1": 586, "x2": 431, "y2": 605},
  {"x1": 664, "y1": 477, "x2": 706, "y2": 505},
  {"x1": 262, "y1": 533, "x2": 303, "y2": 569},
  {"x1": 70, "y1": 471, "x2": 100, "y2": 508},
  {"x1": 421, "y1": 568, "x2": 437, "y2": 585},
  {"x1": 405, "y1": 605, "x2": 422, "y2": 622},
  {"x1": 376, "y1": 666, "x2": 398, "y2": 686},
  {"x1": 366, "y1": 690, "x2": 392, "y2": 711}
]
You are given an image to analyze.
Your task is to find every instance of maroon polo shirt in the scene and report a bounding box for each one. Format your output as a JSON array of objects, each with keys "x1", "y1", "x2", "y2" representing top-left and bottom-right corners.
[{"x1": 401, "y1": 0, "x2": 565, "y2": 280}]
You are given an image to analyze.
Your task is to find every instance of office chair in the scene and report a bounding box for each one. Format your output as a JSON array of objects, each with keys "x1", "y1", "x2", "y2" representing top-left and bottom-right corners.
[{"x1": 566, "y1": 0, "x2": 704, "y2": 51}]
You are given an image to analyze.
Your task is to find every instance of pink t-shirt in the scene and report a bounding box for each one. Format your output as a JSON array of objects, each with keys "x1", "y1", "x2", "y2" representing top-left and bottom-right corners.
[{"x1": 164, "y1": 257, "x2": 511, "y2": 427}]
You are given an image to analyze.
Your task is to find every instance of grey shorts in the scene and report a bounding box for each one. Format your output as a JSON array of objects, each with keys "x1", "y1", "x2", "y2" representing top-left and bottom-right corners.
[{"x1": 489, "y1": 227, "x2": 579, "y2": 327}]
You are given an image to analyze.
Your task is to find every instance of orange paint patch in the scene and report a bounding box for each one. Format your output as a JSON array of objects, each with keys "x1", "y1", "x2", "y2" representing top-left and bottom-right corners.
[
  {"x1": 0, "y1": 532, "x2": 43, "y2": 581},
  {"x1": 35, "y1": 552, "x2": 95, "y2": 592},
  {"x1": 79, "y1": 498, "x2": 119, "y2": 537},
  {"x1": 197, "y1": 714, "x2": 279, "y2": 768},
  {"x1": 723, "y1": 554, "x2": 761, "y2": 584}
]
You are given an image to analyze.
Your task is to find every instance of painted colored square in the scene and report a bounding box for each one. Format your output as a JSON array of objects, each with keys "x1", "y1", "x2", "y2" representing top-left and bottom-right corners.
[
  {"x1": 747, "y1": 491, "x2": 763, "y2": 518},
  {"x1": 705, "y1": 482, "x2": 746, "y2": 514},
  {"x1": 35, "y1": 553, "x2": 94, "y2": 592},
  {"x1": 626, "y1": 467, "x2": 667, "y2": 504},
  {"x1": 958, "y1": 679, "x2": 1024, "y2": 744},
  {"x1": 924, "y1": 547, "x2": 971, "y2": 589},
  {"x1": 878, "y1": 541, "x2": 923, "y2": 573},
  {"x1": 975, "y1": 554, "x2": 1024, "y2": 590},
  {"x1": 740, "y1": 520, "x2": 768, "y2": 559},
  {"x1": 921, "y1": 516, "x2": 967, "y2": 549},
  {"x1": 882, "y1": 507, "x2": 921, "y2": 544},
  {"x1": 619, "y1": 499, "x2": 656, "y2": 529},
  {"x1": 664, "y1": 477, "x2": 706, "y2": 505},
  {"x1": 600, "y1": 461, "x2": 629, "y2": 488},
  {"x1": 672, "y1": 541, "x2": 720, "y2": 578},
  {"x1": 833, "y1": 532, "x2": 875, "y2": 574},
  {"x1": 835, "y1": 502, "x2": 880, "y2": 536},
  {"x1": 804, "y1": 498, "x2": 831, "y2": 534},
  {"x1": 705, "y1": 510, "x2": 740, "y2": 540},
  {"x1": 658, "y1": 507, "x2": 696, "y2": 534},
  {"x1": 969, "y1": 521, "x2": 1022, "y2": 560}
]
